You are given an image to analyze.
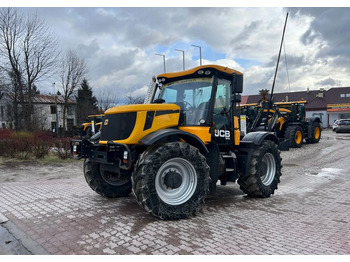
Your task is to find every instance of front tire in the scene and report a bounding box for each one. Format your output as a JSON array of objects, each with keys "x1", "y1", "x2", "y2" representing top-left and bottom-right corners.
[
  {"x1": 285, "y1": 125, "x2": 304, "y2": 148},
  {"x1": 238, "y1": 140, "x2": 282, "y2": 197},
  {"x1": 84, "y1": 159, "x2": 132, "y2": 198},
  {"x1": 132, "y1": 142, "x2": 210, "y2": 220}
]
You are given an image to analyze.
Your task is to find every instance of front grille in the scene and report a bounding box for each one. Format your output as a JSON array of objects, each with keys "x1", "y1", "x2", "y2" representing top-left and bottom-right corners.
[{"x1": 100, "y1": 112, "x2": 137, "y2": 141}]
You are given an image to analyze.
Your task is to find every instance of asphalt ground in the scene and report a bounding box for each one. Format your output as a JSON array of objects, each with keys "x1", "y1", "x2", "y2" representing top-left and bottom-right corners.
[{"x1": 0, "y1": 129, "x2": 349, "y2": 255}]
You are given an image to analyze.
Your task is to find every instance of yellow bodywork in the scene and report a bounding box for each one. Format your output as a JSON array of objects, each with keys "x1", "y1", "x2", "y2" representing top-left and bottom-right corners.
[
  {"x1": 233, "y1": 116, "x2": 240, "y2": 146},
  {"x1": 82, "y1": 114, "x2": 104, "y2": 131},
  {"x1": 276, "y1": 117, "x2": 286, "y2": 130},
  {"x1": 100, "y1": 104, "x2": 181, "y2": 145},
  {"x1": 274, "y1": 101, "x2": 306, "y2": 106},
  {"x1": 179, "y1": 126, "x2": 211, "y2": 144},
  {"x1": 82, "y1": 122, "x2": 91, "y2": 131}
]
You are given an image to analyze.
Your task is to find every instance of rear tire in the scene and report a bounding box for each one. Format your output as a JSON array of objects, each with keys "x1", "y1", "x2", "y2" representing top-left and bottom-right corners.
[
  {"x1": 306, "y1": 122, "x2": 321, "y2": 143},
  {"x1": 238, "y1": 140, "x2": 282, "y2": 197},
  {"x1": 285, "y1": 125, "x2": 304, "y2": 148},
  {"x1": 132, "y1": 142, "x2": 210, "y2": 220},
  {"x1": 84, "y1": 159, "x2": 132, "y2": 198}
]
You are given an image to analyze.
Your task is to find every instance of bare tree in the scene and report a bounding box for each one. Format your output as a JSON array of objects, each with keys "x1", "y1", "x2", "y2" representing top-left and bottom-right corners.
[
  {"x1": 96, "y1": 89, "x2": 119, "y2": 112},
  {"x1": 126, "y1": 95, "x2": 145, "y2": 105},
  {"x1": 0, "y1": 7, "x2": 59, "y2": 130},
  {"x1": 22, "y1": 11, "x2": 59, "y2": 130},
  {"x1": 60, "y1": 50, "x2": 87, "y2": 134},
  {"x1": 0, "y1": 7, "x2": 25, "y2": 130}
]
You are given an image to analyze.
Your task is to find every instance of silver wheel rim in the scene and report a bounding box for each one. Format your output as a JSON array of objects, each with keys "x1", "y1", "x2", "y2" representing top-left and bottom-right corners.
[
  {"x1": 155, "y1": 158, "x2": 197, "y2": 205},
  {"x1": 259, "y1": 153, "x2": 276, "y2": 186}
]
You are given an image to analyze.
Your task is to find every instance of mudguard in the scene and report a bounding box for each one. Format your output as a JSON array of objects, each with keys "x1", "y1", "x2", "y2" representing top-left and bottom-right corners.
[
  {"x1": 240, "y1": 131, "x2": 279, "y2": 146},
  {"x1": 139, "y1": 128, "x2": 209, "y2": 155},
  {"x1": 237, "y1": 131, "x2": 280, "y2": 178},
  {"x1": 306, "y1": 117, "x2": 321, "y2": 123}
]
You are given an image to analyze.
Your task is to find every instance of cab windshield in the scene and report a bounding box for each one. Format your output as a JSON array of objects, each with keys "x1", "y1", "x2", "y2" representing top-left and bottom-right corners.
[{"x1": 157, "y1": 78, "x2": 213, "y2": 126}]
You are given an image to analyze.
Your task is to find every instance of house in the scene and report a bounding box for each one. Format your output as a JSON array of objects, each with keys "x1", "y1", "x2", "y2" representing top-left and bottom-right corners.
[
  {"x1": 242, "y1": 87, "x2": 350, "y2": 128},
  {"x1": 0, "y1": 92, "x2": 77, "y2": 132},
  {"x1": 325, "y1": 87, "x2": 350, "y2": 125}
]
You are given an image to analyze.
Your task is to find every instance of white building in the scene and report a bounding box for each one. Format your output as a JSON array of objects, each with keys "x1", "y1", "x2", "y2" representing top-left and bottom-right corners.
[{"x1": 0, "y1": 93, "x2": 77, "y2": 132}]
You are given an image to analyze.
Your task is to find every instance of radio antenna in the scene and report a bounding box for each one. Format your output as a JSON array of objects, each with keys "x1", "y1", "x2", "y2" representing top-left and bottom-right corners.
[
  {"x1": 269, "y1": 12, "x2": 289, "y2": 104},
  {"x1": 264, "y1": 13, "x2": 289, "y2": 130}
]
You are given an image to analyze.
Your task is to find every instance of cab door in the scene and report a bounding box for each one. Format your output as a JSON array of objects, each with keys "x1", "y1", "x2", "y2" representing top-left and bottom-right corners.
[{"x1": 212, "y1": 78, "x2": 233, "y2": 145}]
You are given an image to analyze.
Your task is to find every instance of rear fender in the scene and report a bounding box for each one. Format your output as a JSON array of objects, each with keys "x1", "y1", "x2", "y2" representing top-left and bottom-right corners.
[
  {"x1": 305, "y1": 117, "x2": 323, "y2": 137},
  {"x1": 306, "y1": 117, "x2": 321, "y2": 124},
  {"x1": 236, "y1": 131, "x2": 279, "y2": 178},
  {"x1": 240, "y1": 131, "x2": 279, "y2": 146}
]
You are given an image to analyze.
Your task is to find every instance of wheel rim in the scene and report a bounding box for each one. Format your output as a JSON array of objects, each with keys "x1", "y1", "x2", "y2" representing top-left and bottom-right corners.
[
  {"x1": 155, "y1": 158, "x2": 197, "y2": 206},
  {"x1": 259, "y1": 153, "x2": 276, "y2": 186},
  {"x1": 314, "y1": 127, "x2": 320, "y2": 139},
  {"x1": 295, "y1": 130, "x2": 302, "y2": 144}
]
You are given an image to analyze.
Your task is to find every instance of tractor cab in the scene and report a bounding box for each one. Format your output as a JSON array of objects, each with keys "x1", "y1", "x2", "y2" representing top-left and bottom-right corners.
[{"x1": 151, "y1": 65, "x2": 243, "y2": 147}]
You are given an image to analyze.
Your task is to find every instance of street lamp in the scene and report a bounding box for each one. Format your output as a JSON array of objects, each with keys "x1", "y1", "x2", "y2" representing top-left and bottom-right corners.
[
  {"x1": 191, "y1": 44, "x2": 202, "y2": 66},
  {"x1": 175, "y1": 49, "x2": 185, "y2": 70},
  {"x1": 155, "y1": 53, "x2": 166, "y2": 73}
]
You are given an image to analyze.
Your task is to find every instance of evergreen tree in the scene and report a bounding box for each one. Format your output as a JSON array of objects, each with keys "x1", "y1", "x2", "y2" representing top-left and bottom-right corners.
[{"x1": 76, "y1": 79, "x2": 98, "y2": 124}]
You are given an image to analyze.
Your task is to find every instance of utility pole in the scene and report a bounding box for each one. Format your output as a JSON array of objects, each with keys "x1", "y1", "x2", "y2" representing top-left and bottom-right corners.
[
  {"x1": 155, "y1": 53, "x2": 166, "y2": 73},
  {"x1": 53, "y1": 82, "x2": 59, "y2": 137},
  {"x1": 191, "y1": 45, "x2": 202, "y2": 66},
  {"x1": 175, "y1": 49, "x2": 185, "y2": 70}
]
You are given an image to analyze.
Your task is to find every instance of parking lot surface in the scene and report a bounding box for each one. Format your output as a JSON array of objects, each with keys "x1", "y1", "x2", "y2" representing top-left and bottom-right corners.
[{"x1": 0, "y1": 130, "x2": 349, "y2": 255}]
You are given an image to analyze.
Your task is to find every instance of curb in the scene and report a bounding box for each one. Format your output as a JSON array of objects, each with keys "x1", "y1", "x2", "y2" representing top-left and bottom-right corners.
[{"x1": 0, "y1": 213, "x2": 49, "y2": 255}]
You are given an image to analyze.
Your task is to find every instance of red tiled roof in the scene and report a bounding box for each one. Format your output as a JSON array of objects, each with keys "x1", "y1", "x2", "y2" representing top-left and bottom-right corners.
[
  {"x1": 241, "y1": 95, "x2": 249, "y2": 104},
  {"x1": 325, "y1": 87, "x2": 350, "y2": 104},
  {"x1": 245, "y1": 87, "x2": 350, "y2": 110}
]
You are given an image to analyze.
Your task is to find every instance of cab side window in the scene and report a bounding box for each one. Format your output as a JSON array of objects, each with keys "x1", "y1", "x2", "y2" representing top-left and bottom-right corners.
[{"x1": 214, "y1": 79, "x2": 231, "y2": 110}]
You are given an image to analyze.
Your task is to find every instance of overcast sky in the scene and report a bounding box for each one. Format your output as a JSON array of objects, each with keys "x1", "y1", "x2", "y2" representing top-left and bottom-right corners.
[{"x1": 13, "y1": 5, "x2": 350, "y2": 102}]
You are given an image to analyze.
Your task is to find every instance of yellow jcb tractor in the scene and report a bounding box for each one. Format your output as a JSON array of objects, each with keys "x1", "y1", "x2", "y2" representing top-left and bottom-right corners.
[
  {"x1": 245, "y1": 101, "x2": 322, "y2": 148},
  {"x1": 71, "y1": 65, "x2": 283, "y2": 220},
  {"x1": 80, "y1": 114, "x2": 104, "y2": 138}
]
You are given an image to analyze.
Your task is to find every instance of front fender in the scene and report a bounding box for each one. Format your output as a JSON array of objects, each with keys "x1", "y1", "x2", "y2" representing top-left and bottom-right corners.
[{"x1": 139, "y1": 128, "x2": 209, "y2": 155}]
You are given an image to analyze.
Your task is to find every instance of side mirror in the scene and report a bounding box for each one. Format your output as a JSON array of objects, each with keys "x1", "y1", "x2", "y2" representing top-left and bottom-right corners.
[{"x1": 233, "y1": 74, "x2": 243, "y2": 93}]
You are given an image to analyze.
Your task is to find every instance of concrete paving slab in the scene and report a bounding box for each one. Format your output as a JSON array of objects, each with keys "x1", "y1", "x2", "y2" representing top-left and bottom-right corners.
[{"x1": 0, "y1": 131, "x2": 349, "y2": 255}]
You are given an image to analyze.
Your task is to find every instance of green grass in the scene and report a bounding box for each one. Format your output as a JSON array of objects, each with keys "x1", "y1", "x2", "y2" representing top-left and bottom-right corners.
[{"x1": 0, "y1": 153, "x2": 80, "y2": 166}]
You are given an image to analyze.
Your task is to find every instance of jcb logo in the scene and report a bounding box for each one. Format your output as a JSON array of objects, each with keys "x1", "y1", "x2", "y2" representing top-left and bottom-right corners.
[
  {"x1": 104, "y1": 119, "x2": 109, "y2": 126},
  {"x1": 215, "y1": 129, "x2": 230, "y2": 140}
]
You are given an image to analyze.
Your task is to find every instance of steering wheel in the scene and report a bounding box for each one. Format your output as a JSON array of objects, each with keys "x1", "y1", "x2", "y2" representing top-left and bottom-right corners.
[{"x1": 183, "y1": 101, "x2": 194, "y2": 110}]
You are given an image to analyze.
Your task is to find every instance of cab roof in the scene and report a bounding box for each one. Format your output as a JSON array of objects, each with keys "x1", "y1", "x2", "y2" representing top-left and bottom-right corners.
[
  {"x1": 88, "y1": 114, "x2": 104, "y2": 118},
  {"x1": 239, "y1": 103, "x2": 260, "y2": 107},
  {"x1": 157, "y1": 64, "x2": 243, "y2": 82},
  {"x1": 274, "y1": 101, "x2": 307, "y2": 105}
]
